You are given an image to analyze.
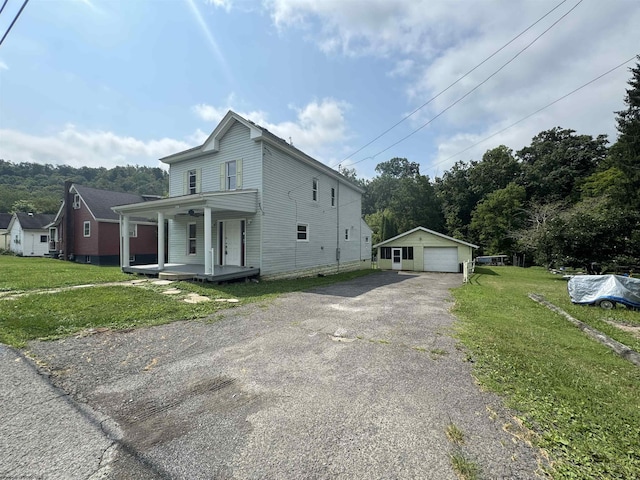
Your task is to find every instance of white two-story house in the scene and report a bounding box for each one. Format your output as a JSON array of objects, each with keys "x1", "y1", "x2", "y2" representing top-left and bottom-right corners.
[{"x1": 113, "y1": 110, "x2": 372, "y2": 281}]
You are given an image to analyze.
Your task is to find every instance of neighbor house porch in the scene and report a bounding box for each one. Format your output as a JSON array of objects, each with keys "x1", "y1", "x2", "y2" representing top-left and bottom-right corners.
[{"x1": 112, "y1": 190, "x2": 259, "y2": 279}]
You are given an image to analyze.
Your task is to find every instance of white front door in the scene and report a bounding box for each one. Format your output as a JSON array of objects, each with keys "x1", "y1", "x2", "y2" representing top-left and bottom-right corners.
[
  {"x1": 392, "y1": 248, "x2": 402, "y2": 270},
  {"x1": 221, "y1": 219, "x2": 244, "y2": 266}
]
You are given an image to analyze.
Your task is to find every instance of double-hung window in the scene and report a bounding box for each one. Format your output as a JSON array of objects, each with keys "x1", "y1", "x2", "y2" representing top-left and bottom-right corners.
[
  {"x1": 344, "y1": 228, "x2": 350, "y2": 241},
  {"x1": 226, "y1": 160, "x2": 237, "y2": 190},
  {"x1": 188, "y1": 169, "x2": 197, "y2": 195},
  {"x1": 297, "y1": 224, "x2": 308, "y2": 241},
  {"x1": 188, "y1": 223, "x2": 197, "y2": 254},
  {"x1": 83, "y1": 221, "x2": 91, "y2": 237},
  {"x1": 220, "y1": 160, "x2": 242, "y2": 191},
  {"x1": 312, "y1": 179, "x2": 318, "y2": 202},
  {"x1": 331, "y1": 187, "x2": 335, "y2": 207}
]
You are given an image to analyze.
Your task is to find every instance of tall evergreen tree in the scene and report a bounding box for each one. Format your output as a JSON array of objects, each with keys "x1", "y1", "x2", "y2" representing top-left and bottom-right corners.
[{"x1": 607, "y1": 57, "x2": 640, "y2": 210}]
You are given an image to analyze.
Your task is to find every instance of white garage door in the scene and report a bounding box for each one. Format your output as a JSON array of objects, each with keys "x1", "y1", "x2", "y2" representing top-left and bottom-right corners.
[{"x1": 423, "y1": 247, "x2": 459, "y2": 272}]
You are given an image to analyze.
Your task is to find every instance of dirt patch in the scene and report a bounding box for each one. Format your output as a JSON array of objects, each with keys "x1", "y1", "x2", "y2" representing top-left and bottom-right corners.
[{"x1": 605, "y1": 320, "x2": 640, "y2": 338}]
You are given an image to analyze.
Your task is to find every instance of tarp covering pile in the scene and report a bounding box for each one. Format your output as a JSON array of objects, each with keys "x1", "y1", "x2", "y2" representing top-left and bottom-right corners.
[{"x1": 568, "y1": 275, "x2": 640, "y2": 308}]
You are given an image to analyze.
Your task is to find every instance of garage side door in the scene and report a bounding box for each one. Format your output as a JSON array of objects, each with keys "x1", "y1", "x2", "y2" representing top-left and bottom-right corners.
[{"x1": 423, "y1": 247, "x2": 459, "y2": 273}]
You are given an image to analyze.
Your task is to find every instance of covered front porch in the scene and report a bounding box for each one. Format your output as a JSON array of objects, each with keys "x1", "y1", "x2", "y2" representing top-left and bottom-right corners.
[
  {"x1": 112, "y1": 190, "x2": 259, "y2": 280},
  {"x1": 123, "y1": 263, "x2": 259, "y2": 282}
]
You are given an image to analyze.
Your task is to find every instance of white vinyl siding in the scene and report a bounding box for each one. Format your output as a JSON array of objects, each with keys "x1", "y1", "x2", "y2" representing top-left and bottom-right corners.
[
  {"x1": 169, "y1": 122, "x2": 258, "y2": 197},
  {"x1": 260, "y1": 143, "x2": 364, "y2": 275}
]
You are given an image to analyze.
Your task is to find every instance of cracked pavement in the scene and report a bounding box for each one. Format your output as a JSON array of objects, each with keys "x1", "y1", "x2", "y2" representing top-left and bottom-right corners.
[
  {"x1": 0, "y1": 345, "x2": 116, "y2": 479},
  {"x1": 4, "y1": 271, "x2": 546, "y2": 479}
]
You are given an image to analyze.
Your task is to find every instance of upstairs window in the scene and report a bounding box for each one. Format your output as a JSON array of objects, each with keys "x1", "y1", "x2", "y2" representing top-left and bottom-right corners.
[
  {"x1": 72, "y1": 193, "x2": 81, "y2": 209},
  {"x1": 188, "y1": 169, "x2": 197, "y2": 195},
  {"x1": 226, "y1": 160, "x2": 237, "y2": 190},
  {"x1": 331, "y1": 187, "x2": 335, "y2": 207},
  {"x1": 83, "y1": 221, "x2": 91, "y2": 237},
  {"x1": 312, "y1": 179, "x2": 318, "y2": 202},
  {"x1": 220, "y1": 160, "x2": 242, "y2": 190},
  {"x1": 184, "y1": 169, "x2": 201, "y2": 195},
  {"x1": 345, "y1": 228, "x2": 350, "y2": 241}
]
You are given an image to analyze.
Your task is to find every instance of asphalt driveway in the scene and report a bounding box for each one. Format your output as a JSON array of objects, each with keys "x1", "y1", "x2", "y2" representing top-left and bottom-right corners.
[{"x1": 26, "y1": 271, "x2": 544, "y2": 479}]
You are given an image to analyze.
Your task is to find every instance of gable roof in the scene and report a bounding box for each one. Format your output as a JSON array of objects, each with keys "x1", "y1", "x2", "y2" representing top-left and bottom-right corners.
[
  {"x1": 11, "y1": 213, "x2": 56, "y2": 230},
  {"x1": 0, "y1": 213, "x2": 12, "y2": 230},
  {"x1": 160, "y1": 110, "x2": 363, "y2": 193},
  {"x1": 372, "y1": 226, "x2": 479, "y2": 249},
  {"x1": 71, "y1": 185, "x2": 150, "y2": 222}
]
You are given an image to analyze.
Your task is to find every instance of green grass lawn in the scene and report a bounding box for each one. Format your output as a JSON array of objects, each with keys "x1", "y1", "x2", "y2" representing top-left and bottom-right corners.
[
  {"x1": 454, "y1": 267, "x2": 640, "y2": 479},
  {"x1": 0, "y1": 256, "x2": 130, "y2": 291},
  {"x1": 0, "y1": 256, "x2": 376, "y2": 347}
]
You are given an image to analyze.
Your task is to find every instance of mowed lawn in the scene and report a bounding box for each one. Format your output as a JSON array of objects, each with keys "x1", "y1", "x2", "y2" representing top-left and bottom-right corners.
[
  {"x1": 0, "y1": 256, "x2": 376, "y2": 347},
  {"x1": 454, "y1": 267, "x2": 640, "y2": 479}
]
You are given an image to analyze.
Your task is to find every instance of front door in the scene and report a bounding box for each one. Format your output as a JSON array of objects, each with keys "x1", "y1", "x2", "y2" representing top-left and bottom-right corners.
[
  {"x1": 392, "y1": 248, "x2": 402, "y2": 270},
  {"x1": 220, "y1": 219, "x2": 245, "y2": 266}
]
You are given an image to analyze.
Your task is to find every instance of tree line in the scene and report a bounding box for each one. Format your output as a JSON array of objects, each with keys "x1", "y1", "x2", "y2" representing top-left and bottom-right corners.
[
  {"x1": 344, "y1": 58, "x2": 640, "y2": 269},
  {"x1": 0, "y1": 162, "x2": 168, "y2": 214}
]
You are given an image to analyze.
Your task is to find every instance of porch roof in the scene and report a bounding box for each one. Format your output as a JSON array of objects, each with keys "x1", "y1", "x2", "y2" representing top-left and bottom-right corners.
[{"x1": 111, "y1": 189, "x2": 259, "y2": 217}]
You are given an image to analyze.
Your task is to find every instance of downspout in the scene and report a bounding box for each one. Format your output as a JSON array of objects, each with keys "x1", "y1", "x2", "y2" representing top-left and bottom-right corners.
[
  {"x1": 336, "y1": 182, "x2": 340, "y2": 271},
  {"x1": 287, "y1": 189, "x2": 298, "y2": 269}
]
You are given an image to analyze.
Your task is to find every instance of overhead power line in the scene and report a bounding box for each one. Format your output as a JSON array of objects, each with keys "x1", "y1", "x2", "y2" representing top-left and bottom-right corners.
[
  {"x1": 333, "y1": 0, "x2": 570, "y2": 168},
  {"x1": 0, "y1": 0, "x2": 29, "y2": 48},
  {"x1": 343, "y1": 0, "x2": 584, "y2": 170},
  {"x1": 427, "y1": 55, "x2": 639, "y2": 171},
  {"x1": 0, "y1": 1, "x2": 9, "y2": 17}
]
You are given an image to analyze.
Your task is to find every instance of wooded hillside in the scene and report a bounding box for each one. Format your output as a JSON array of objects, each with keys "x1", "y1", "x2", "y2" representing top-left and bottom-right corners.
[
  {"x1": 0, "y1": 162, "x2": 168, "y2": 214},
  {"x1": 358, "y1": 58, "x2": 640, "y2": 269}
]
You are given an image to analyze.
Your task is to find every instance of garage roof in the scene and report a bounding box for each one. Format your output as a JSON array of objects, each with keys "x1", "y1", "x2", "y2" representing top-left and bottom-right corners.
[{"x1": 372, "y1": 226, "x2": 478, "y2": 249}]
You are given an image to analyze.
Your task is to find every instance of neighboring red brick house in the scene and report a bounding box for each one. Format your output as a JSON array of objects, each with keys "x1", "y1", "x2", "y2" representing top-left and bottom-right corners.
[{"x1": 48, "y1": 182, "x2": 160, "y2": 266}]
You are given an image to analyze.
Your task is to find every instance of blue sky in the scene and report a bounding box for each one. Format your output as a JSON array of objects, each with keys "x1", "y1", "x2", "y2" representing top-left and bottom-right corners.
[{"x1": 0, "y1": 0, "x2": 639, "y2": 180}]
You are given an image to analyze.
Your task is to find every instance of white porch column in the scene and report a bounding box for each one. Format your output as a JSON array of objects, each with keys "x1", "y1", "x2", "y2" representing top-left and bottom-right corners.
[
  {"x1": 157, "y1": 212, "x2": 165, "y2": 271},
  {"x1": 122, "y1": 215, "x2": 130, "y2": 268},
  {"x1": 204, "y1": 206, "x2": 212, "y2": 274}
]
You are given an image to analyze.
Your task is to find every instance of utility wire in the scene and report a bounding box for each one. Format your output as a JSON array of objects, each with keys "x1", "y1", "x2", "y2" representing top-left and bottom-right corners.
[
  {"x1": 346, "y1": 0, "x2": 584, "y2": 169},
  {"x1": 426, "y1": 55, "x2": 639, "y2": 171},
  {"x1": 0, "y1": 1, "x2": 9, "y2": 17},
  {"x1": 333, "y1": 0, "x2": 569, "y2": 167},
  {"x1": 0, "y1": 0, "x2": 29, "y2": 48}
]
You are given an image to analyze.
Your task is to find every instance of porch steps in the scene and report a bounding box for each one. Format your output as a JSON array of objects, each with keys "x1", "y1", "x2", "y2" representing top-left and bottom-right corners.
[{"x1": 159, "y1": 272, "x2": 197, "y2": 281}]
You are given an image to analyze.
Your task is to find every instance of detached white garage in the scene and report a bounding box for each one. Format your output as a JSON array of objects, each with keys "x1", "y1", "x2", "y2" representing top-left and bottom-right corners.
[{"x1": 373, "y1": 226, "x2": 478, "y2": 273}]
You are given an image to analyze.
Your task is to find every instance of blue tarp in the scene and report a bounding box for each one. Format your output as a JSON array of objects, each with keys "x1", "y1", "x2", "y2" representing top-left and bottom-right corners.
[{"x1": 568, "y1": 275, "x2": 640, "y2": 308}]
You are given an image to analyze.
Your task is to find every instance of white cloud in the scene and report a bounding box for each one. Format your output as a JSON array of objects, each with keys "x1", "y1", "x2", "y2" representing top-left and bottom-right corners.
[
  {"x1": 205, "y1": 0, "x2": 233, "y2": 11},
  {"x1": 0, "y1": 125, "x2": 194, "y2": 169},
  {"x1": 263, "y1": 0, "x2": 640, "y2": 176},
  {"x1": 192, "y1": 98, "x2": 351, "y2": 162}
]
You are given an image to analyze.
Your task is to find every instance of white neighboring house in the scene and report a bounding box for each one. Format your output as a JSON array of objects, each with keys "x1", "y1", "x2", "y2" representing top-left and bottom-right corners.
[
  {"x1": 7, "y1": 213, "x2": 56, "y2": 257},
  {"x1": 113, "y1": 110, "x2": 372, "y2": 280}
]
